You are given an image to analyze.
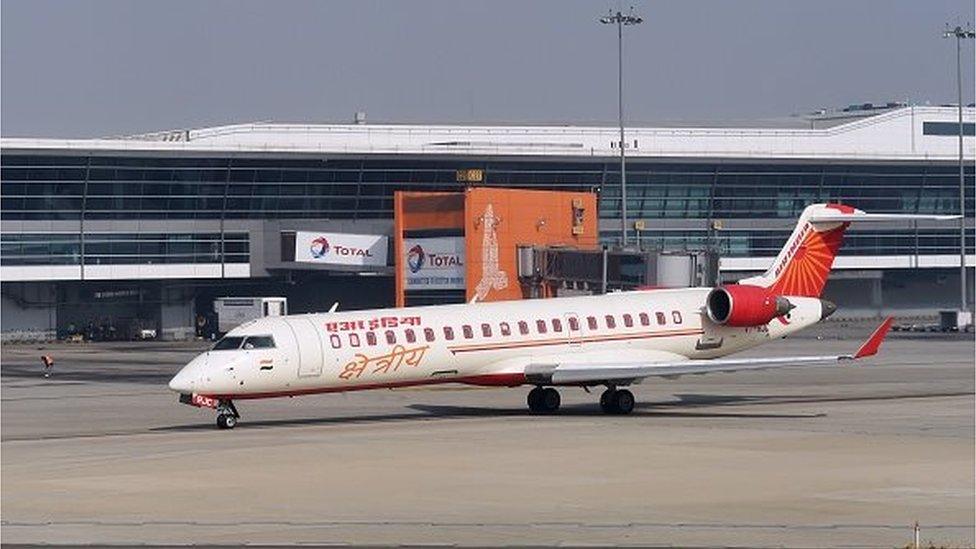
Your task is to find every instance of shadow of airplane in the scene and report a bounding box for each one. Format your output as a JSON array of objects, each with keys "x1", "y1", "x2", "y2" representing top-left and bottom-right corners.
[{"x1": 151, "y1": 393, "x2": 843, "y2": 433}]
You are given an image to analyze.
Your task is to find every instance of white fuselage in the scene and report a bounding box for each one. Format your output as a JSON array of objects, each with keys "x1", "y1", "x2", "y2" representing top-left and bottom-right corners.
[{"x1": 168, "y1": 288, "x2": 826, "y2": 400}]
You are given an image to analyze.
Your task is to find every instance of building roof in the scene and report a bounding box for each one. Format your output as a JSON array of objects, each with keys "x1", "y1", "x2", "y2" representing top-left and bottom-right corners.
[{"x1": 2, "y1": 106, "x2": 973, "y2": 162}]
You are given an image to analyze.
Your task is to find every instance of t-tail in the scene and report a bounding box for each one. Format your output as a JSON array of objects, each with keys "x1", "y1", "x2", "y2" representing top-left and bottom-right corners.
[{"x1": 738, "y1": 203, "x2": 959, "y2": 298}]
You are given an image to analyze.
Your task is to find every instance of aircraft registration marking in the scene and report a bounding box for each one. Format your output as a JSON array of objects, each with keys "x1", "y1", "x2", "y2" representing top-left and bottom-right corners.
[{"x1": 190, "y1": 394, "x2": 219, "y2": 409}]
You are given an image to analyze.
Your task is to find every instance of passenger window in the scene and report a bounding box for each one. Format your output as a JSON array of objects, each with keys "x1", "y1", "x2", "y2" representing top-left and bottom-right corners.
[
  {"x1": 672, "y1": 311, "x2": 683, "y2": 324},
  {"x1": 605, "y1": 315, "x2": 616, "y2": 329},
  {"x1": 623, "y1": 314, "x2": 633, "y2": 328},
  {"x1": 349, "y1": 333, "x2": 360, "y2": 347},
  {"x1": 551, "y1": 318, "x2": 562, "y2": 332},
  {"x1": 518, "y1": 321, "x2": 529, "y2": 335},
  {"x1": 366, "y1": 332, "x2": 377, "y2": 346},
  {"x1": 639, "y1": 312, "x2": 650, "y2": 326},
  {"x1": 568, "y1": 317, "x2": 579, "y2": 331},
  {"x1": 536, "y1": 320, "x2": 548, "y2": 334},
  {"x1": 462, "y1": 325, "x2": 473, "y2": 339},
  {"x1": 481, "y1": 323, "x2": 492, "y2": 337},
  {"x1": 587, "y1": 316, "x2": 598, "y2": 330},
  {"x1": 444, "y1": 326, "x2": 455, "y2": 340},
  {"x1": 385, "y1": 330, "x2": 396, "y2": 344},
  {"x1": 424, "y1": 327, "x2": 435, "y2": 342},
  {"x1": 243, "y1": 335, "x2": 275, "y2": 349},
  {"x1": 656, "y1": 312, "x2": 666, "y2": 325},
  {"x1": 330, "y1": 334, "x2": 341, "y2": 349},
  {"x1": 500, "y1": 322, "x2": 511, "y2": 336},
  {"x1": 405, "y1": 328, "x2": 416, "y2": 343}
]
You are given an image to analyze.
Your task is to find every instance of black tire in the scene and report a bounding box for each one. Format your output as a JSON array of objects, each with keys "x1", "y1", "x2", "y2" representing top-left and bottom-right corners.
[
  {"x1": 216, "y1": 414, "x2": 237, "y2": 429},
  {"x1": 600, "y1": 389, "x2": 616, "y2": 414},
  {"x1": 614, "y1": 389, "x2": 635, "y2": 415},
  {"x1": 527, "y1": 387, "x2": 544, "y2": 413},
  {"x1": 541, "y1": 388, "x2": 561, "y2": 412}
]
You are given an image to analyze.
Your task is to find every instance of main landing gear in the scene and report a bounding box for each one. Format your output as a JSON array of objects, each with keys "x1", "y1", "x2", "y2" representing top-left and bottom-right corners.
[
  {"x1": 216, "y1": 400, "x2": 240, "y2": 429},
  {"x1": 599, "y1": 388, "x2": 635, "y2": 415},
  {"x1": 527, "y1": 386, "x2": 561, "y2": 413},
  {"x1": 525, "y1": 386, "x2": 636, "y2": 415}
]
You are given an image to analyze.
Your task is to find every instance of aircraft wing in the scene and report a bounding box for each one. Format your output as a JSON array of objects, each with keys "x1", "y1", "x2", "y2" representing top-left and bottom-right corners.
[{"x1": 524, "y1": 318, "x2": 893, "y2": 385}]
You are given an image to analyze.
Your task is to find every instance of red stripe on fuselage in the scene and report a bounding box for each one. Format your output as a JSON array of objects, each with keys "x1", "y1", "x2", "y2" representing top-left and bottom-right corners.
[{"x1": 209, "y1": 373, "x2": 528, "y2": 400}]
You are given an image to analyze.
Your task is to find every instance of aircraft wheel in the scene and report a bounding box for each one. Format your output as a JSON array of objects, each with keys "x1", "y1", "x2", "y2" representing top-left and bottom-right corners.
[
  {"x1": 527, "y1": 387, "x2": 545, "y2": 413},
  {"x1": 599, "y1": 389, "x2": 616, "y2": 414},
  {"x1": 540, "y1": 387, "x2": 561, "y2": 412},
  {"x1": 216, "y1": 413, "x2": 237, "y2": 429},
  {"x1": 613, "y1": 389, "x2": 635, "y2": 415}
]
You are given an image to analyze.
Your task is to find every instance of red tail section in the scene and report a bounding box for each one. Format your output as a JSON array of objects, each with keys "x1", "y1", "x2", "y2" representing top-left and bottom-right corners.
[
  {"x1": 765, "y1": 222, "x2": 847, "y2": 297},
  {"x1": 739, "y1": 204, "x2": 854, "y2": 297},
  {"x1": 738, "y1": 203, "x2": 958, "y2": 298}
]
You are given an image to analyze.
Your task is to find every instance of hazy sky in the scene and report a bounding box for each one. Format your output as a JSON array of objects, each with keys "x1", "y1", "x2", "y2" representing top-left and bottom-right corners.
[{"x1": 2, "y1": 0, "x2": 974, "y2": 138}]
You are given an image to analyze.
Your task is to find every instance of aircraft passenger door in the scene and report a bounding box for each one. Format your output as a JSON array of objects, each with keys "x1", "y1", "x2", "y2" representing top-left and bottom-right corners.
[
  {"x1": 284, "y1": 317, "x2": 324, "y2": 377},
  {"x1": 564, "y1": 313, "x2": 582, "y2": 347}
]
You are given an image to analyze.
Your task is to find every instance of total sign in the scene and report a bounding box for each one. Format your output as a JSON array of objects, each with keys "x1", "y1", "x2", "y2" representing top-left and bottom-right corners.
[
  {"x1": 403, "y1": 237, "x2": 465, "y2": 290},
  {"x1": 295, "y1": 231, "x2": 388, "y2": 266}
]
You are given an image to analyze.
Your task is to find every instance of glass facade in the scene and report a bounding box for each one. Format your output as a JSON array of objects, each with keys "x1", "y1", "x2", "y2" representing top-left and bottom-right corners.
[
  {"x1": 612, "y1": 228, "x2": 975, "y2": 257},
  {"x1": 923, "y1": 122, "x2": 975, "y2": 136},
  {"x1": 1, "y1": 152, "x2": 972, "y2": 258},
  {"x1": 0, "y1": 232, "x2": 249, "y2": 266}
]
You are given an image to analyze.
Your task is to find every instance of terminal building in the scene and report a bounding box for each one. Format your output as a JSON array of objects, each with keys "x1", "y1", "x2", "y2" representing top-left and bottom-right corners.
[{"x1": 1, "y1": 104, "x2": 973, "y2": 340}]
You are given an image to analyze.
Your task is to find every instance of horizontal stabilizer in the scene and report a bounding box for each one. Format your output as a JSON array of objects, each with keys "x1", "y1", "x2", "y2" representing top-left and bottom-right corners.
[{"x1": 809, "y1": 212, "x2": 959, "y2": 224}]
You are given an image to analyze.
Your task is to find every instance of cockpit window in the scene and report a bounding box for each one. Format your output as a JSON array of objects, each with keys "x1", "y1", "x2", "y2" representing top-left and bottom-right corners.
[
  {"x1": 212, "y1": 336, "x2": 244, "y2": 351},
  {"x1": 243, "y1": 336, "x2": 275, "y2": 350}
]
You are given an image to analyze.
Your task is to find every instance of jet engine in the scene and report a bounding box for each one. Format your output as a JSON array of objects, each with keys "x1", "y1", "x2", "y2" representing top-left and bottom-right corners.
[{"x1": 706, "y1": 285, "x2": 793, "y2": 327}]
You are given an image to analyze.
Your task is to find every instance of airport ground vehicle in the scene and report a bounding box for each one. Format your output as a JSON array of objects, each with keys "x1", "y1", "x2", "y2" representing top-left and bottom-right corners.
[
  {"x1": 213, "y1": 297, "x2": 287, "y2": 335},
  {"x1": 170, "y1": 204, "x2": 954, "y2": 429}
]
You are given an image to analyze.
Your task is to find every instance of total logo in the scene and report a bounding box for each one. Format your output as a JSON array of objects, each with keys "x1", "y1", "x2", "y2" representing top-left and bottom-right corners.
[
  {"x1": 407, "y1": 245, "x2": 425, "y2": 273},
  {"x1": 310, "y1": 236, "x2": 373, "y2": 259},
  {"x1": 406, "y1": 244, "x2": 463, "y2": 274},
  {"x1": 309, "y1": 237, "x2": 331, "y2": 258}
]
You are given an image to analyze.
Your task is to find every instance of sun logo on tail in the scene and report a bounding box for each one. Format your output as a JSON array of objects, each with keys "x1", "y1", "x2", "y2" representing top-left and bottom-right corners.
[{"x1": 766, "y1": 223, "x2": 847, "y2": 297}]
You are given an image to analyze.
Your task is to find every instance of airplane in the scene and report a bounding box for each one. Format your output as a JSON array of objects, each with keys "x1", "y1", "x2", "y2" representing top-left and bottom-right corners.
[{"x1": 168, "y1": 203, "x2": 956, "y2": 429}]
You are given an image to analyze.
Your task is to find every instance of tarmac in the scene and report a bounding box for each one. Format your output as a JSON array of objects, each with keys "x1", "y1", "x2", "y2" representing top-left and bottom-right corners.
[{"x1": 1, "y1": 321, "x2": 973, "y2": 547}]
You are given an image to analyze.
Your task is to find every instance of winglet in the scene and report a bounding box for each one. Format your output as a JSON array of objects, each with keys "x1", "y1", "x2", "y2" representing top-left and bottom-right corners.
[{"x1": 853, "y1": 317, "x2": 894, "y2": 359}]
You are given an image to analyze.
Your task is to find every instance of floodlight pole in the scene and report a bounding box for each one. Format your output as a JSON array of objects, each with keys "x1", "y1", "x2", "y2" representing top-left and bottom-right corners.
[
  {"x1": 601, "y1": 8, "x2": 643, "y2": 247},
  {"x1": 943, "y1": 24, "x2": 974, "y2": 313}
]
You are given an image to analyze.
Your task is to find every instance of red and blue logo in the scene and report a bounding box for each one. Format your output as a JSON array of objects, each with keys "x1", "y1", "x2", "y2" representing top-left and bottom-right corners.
[
  {"x1": 407, "y1": 245, "x2": 425, "y2": 273},
  {"x1": 310, "y1": 237, "x2": 330, "y2": 258}
]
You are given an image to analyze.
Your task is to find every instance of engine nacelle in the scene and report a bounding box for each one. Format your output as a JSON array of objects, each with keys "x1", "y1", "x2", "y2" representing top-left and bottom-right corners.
[{"x1": 706, "y1": 285, "x2": 793, "y2": 327}]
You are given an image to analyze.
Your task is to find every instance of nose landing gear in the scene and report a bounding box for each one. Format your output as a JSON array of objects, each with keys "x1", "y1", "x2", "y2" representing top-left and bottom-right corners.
[{"x1": 216, "y1": 400, "x2": 240, "y2": 429}]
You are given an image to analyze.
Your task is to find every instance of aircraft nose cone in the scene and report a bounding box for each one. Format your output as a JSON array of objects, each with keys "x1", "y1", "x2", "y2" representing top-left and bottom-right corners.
[
  {"x1": 820, "y1": 299, "x2": 837, "y2": 320},
  {"x1": 168, "y1": 371, "x2": 191, "y2": 393},
  {"x1": 169, "y1": 354, "x2": 208, "y2": 392}
]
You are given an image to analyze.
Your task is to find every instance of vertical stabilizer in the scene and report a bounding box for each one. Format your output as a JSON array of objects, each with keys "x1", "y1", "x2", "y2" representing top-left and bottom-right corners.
[{"x1": 738, "y1": 204, "x2": 854, "y2": 297}]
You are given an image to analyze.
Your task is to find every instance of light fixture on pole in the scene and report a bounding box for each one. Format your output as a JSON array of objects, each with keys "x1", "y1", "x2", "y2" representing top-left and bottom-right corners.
[
  {"x1": 942, "y1": 23, "x2": 974, "y2": 314},
  {"x1": 600, "y1": 7, "x2": 643, "y2": 247}
]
